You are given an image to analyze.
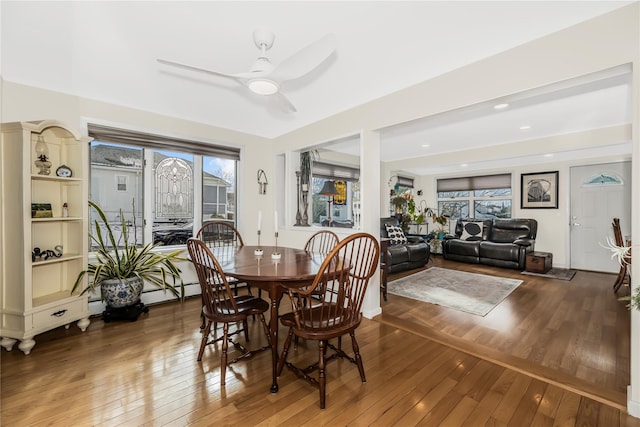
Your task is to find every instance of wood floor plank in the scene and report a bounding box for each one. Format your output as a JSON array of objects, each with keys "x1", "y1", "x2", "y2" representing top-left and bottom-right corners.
[
  {"x1": 2, "y1": 263, "x2": 639, "y2": 427},
  {"x1": 381, "y1": 257, "x2": 631, "y2": 409}
]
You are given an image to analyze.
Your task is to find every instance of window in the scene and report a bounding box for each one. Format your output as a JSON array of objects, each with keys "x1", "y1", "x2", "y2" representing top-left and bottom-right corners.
[
  {"x1": 311, "y1": 161, "x2": 360, "y2": 227},
  {"x1": 116, "y1": 175, "x2": 127, "y2": 192},
  {"x1": 437, "y1": 174, "x2": 512, "y2": 220},
  {"x1": 88, "y1": 124, "x2": 239, "y2": 248}
]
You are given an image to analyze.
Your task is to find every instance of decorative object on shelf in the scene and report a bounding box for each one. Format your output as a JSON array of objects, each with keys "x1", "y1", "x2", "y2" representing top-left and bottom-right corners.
[
  {"x1": 257, "y1": 169, "x2": 268, "y2": 195},
  {"x1": 31, "y1": 203, "x2": 53, "y2": 218},
  {"x1": 31, "y1": 246, "x2": 63, "y2": 262},
  {"x1": 319, "y1": 180, "x2": 339, "y2": 227},
  {"x1": 55, "y1": 164, "x2": 72, "y2": 178},
  {"x1": 34, "y1": 135, "x2": 51, "y2": 175},
  {"x1": 521, "y1": 170, "x2": 559, "y2": 209},
  {"x1": 72, "y1": 200, "x2": 185, "y2": 320},
  {"x1": 62, "y1": 202, "x2": 69, "y2": 218}
]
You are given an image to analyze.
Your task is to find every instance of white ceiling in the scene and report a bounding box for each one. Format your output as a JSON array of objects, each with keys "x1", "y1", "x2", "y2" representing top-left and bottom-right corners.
[{"x1": 1, "y1": 1, "x2": 634, "y2": 171}]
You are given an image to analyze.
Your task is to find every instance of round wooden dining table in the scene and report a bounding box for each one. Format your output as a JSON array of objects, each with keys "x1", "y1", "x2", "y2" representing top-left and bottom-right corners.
[{"x1": 210, "y1": 245, "x2": 326, "y2": 393}]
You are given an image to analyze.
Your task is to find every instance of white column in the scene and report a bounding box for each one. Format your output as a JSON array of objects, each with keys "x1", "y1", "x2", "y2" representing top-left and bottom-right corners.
[
  {"x1": 360, "y1": 129, "x2": 382, "y2": 319},
  {"x1": 627, "y1": 51, "x2": 640, "y2": 416}
]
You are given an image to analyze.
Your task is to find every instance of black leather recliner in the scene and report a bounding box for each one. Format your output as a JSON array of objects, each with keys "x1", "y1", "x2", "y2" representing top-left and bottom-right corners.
[
  {"x1": 443, "y1": 218, "x2": 537, "y2": 270},
  {"x1": 380, "y1": 217, "x2": 430, "y2": 273}
]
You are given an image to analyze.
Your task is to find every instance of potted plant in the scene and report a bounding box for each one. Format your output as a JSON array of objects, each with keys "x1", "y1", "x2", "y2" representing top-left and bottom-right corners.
[
  {"x1": 391, "y1": 195, "x2": 407, "y2": 214},
  {"x1": 72, "y1": 201, "x2": 185, "y2": 311}
]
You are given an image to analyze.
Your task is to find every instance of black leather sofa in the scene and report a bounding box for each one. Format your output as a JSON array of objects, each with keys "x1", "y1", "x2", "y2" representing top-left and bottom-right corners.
[
  {"x1": 442, "y1": 218, "x2": 537, "y2": 270},
  {"x1": 380, "y1": 217, "x2": 430, "y2": 273}
]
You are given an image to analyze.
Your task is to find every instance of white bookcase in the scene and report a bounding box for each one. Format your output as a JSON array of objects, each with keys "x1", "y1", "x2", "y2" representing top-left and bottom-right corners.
[{"x1": 0, "y1": 120, "x2": 91, "y2": 354}]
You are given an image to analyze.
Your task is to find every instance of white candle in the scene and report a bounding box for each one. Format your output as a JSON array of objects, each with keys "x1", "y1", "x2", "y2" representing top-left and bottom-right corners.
[
  {"x1": 274, "y1": 210, "x2": 278, "y2": 233},
  {"x1": 258, "y1": 210, "x2": 262, "y2": 232}
]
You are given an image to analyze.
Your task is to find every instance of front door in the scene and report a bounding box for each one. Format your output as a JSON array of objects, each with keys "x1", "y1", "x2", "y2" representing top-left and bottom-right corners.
[{"x1": 569, "y1": 162, "x2": 631, "y2": 272}]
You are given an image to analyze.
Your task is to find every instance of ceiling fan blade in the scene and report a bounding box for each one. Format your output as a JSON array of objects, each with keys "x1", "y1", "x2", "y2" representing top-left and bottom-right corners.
[
  {"x1": 157, "y1": 58, "x2": 268, "y2": 82},
  {"x1": 273, "y1": 92, "x2": 297, "y2": 113},
  {"x1": 268, "y1": 34, "x2": 336, "y2": 82}
]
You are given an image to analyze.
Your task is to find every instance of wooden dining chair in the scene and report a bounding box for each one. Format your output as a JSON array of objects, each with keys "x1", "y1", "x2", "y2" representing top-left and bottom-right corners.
[
  {"x1": 186, "y1": 238, "x2": 271, "y2": 386},
  {"x1": 304, "y1": 230, "x2": 339, "y2": 254},
  {"x1": 277, "y1": 233, "x2": 379, "y2": 409},
  {"x1": 196, "y1": 221, "x2": 253, "y2": 297},
  {"x1": 612, "y1": 218, "x2": 631, "y2": 293}
]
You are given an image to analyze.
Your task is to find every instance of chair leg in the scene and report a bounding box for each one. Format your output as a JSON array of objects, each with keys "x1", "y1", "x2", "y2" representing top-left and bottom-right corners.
[
  {"x1": 221, "y1": 322, "x2": 229, "y2": 386},
  {"x1": 614, "y1": 264, "x2": 627, "y2": 293},
  {"x1": 350, "y1": 331, "x2": 366, "y2": 383},
  {"x1": 200, "y1": 301, "x2": 206, "y2": 330},
  {"x1": 258, "y1": 313, "x2": 271, "y2": 346},
  {"x1": 198, "y1": 320, "x2": 212, "y2": 361},
  {"x1": 243, "y1": 319, "x2": 250, "y2": 342},
  {"x1": 277, "y1": 328, "x2": 295, "y2": 376},
  {"x1": 319, "y1": 340, "x2": 327, "y2": 409}
]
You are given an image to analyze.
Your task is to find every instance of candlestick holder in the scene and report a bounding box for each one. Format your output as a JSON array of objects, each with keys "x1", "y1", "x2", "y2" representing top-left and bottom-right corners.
[
  {"x1": 271, "y1": 232, "x2": 281, "y2": 259},
  {"x1": 254, "y1": 230, "x2": 263, "y2": 256}
]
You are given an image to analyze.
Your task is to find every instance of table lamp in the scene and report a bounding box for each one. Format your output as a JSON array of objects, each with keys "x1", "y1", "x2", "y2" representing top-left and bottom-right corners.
[{"x1": 319, "y1": 180, "x2": 339, "y2": 226}]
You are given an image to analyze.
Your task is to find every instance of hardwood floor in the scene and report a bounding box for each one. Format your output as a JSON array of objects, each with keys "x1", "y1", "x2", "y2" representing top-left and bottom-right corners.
[
  {"x1": 1, "y1": 260, "x2": 637, "y2": 426},
  {"x1": 380, "y1": 256, "x2": 632, "y2": 410}
]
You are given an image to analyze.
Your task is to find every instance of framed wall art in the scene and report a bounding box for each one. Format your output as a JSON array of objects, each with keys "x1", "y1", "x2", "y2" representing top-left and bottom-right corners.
[{"x1": 521, "y1": 171, "x2": 559, "y2": 209}]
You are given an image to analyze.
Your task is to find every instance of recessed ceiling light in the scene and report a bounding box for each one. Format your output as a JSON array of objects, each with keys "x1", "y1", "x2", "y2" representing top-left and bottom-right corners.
[
  {"x1": 421, "y1": 144, "x2": 430, "y2": 148},
  {"x1": 494, "y1": 103, "x2": 509, "y2": 110},
  {"x1": 519, "y1": 125, "x2": 531, "y2": 130},
  {"x1": 460, "y1": 163, "x2": 468, "y2": 167},
  {"x1": 544, "y1": 154, "x2": 554, "y2": 158}
]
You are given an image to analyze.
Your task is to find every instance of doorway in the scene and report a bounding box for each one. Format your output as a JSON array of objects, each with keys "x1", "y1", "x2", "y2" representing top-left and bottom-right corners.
[{"x1": 569, "y1": 161, "x2": 631, "y2": 273}]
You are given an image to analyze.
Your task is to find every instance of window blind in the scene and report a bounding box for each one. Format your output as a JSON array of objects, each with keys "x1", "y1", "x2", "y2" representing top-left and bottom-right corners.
[
  {"x1": 88, "y1": 124, "x2": 240, "y2": 161},
  {"x1": 437, "y1": 173, "x2": 511, "y2": 192},
  {"x1": 313, "y1": 161, "x2": 360, "y2": 181},
  {"x1": 395, "y1": 176, "x2": 414, "y2": 188}
]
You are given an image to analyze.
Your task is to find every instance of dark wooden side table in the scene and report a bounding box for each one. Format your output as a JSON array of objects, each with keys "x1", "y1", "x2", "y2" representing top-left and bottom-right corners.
[
  {"x1": 525, "y1": 251, "x2": 553, "y2": 273},
  {"x1": 380, "y1": 238, "x2": 390, "y2": 301}
]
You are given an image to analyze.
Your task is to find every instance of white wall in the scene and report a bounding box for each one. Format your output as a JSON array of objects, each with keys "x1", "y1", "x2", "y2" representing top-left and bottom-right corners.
[
  {"x1": 0, "y1": 82, "x2": 277, "y2": 248},
  {"x1": 407, "y1": 156, "x2": 632, "y2": 268},
  {"x1": 2, "y1": 2, "x2": 639, "y2": 415}
]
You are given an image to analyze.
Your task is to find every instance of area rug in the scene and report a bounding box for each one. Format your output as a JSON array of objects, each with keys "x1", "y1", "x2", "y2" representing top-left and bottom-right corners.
[
  {"x1": 387, "y1": 267, "x2": 523, "y2": 316},
  {"x1": 521, "y1": 268, "x2": 576, "y2": 281}
]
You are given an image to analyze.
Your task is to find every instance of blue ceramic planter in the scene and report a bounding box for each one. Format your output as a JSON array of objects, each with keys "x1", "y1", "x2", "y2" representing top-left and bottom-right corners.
[{"x1": 100, "y1": 277, "x2": 144, "y2": 308}]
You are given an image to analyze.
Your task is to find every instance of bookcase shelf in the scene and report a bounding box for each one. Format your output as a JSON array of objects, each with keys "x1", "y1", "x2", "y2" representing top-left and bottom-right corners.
[{"x1": 1, "y1": 120, "x2": 92, "y2": 355}]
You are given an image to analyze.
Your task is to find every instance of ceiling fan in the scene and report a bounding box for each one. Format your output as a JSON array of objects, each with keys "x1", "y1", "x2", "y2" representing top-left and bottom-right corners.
[{"x1": 157, "y1": 29, "x2": 337, "y2": 113}]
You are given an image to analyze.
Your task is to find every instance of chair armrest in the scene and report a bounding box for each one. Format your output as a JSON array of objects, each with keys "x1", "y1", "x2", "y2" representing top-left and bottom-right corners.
[
  {"x1": 513, "y1": 238, "x2": 534, "y2": 247},
  {"x1": 442, "y1": 234, "x2": 457, "y2": 240},
  {"x1": 406, "y1": 236, "x2": 424, "y2": 243}
]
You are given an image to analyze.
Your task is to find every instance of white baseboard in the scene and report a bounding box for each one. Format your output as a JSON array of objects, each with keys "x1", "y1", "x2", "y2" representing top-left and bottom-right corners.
[
  {"x1": 363, "y1": 306, "x2": 382, "y2": 319},
  {"x1": 628, "y1": 386, "x2": 640, "y2": 418}
]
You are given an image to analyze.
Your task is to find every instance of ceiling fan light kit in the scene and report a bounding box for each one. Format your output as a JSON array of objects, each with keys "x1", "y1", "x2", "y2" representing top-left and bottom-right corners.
[
  {"x1": 248, "y1": 79, "x2": 279, "y2": 95},
  {"x1": 157, "y1": 29, "x2": 336, "y2": 112}
]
